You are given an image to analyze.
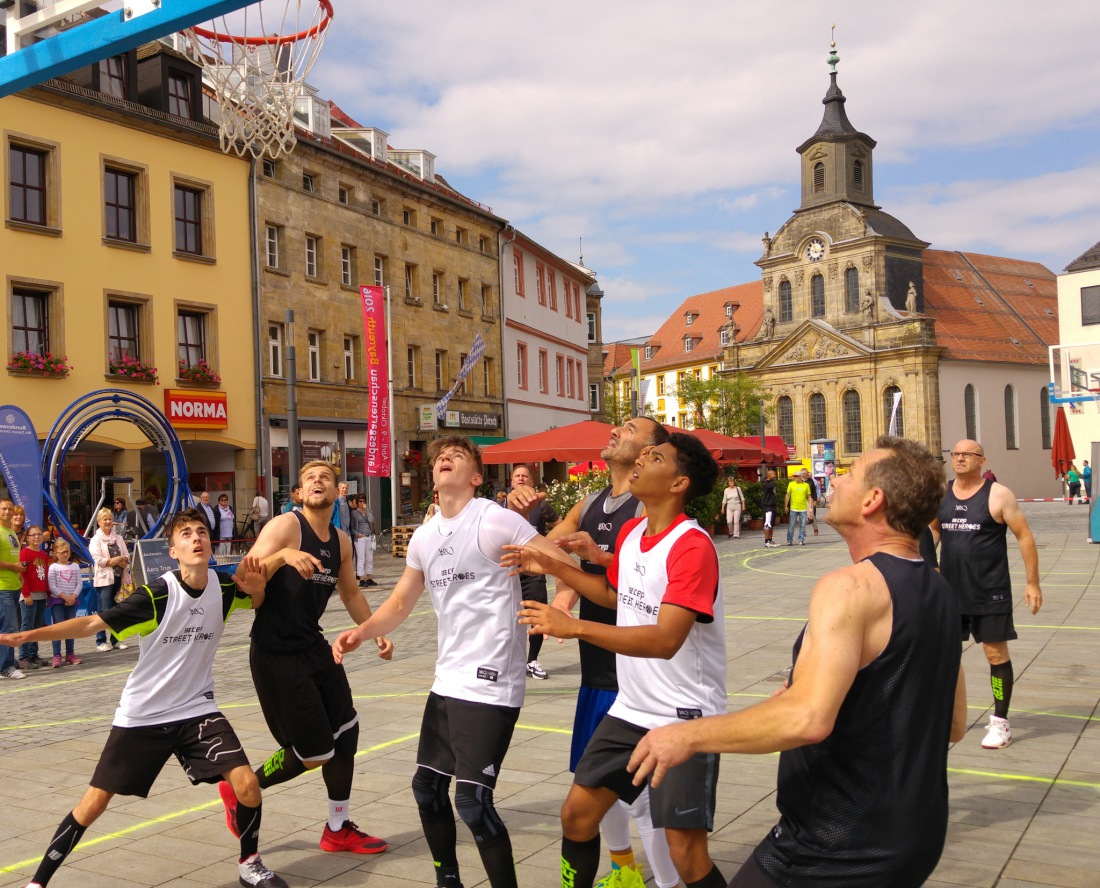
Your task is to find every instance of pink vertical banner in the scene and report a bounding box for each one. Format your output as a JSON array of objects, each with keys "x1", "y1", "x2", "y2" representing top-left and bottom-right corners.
[{"x1": 360, "y1": 286, "x2": 391, "y2": 476}]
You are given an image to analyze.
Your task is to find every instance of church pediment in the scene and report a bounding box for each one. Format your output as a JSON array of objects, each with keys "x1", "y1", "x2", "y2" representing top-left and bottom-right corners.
[{"x1": 755, "y1": 320, "x2": 871, "y2": 369}]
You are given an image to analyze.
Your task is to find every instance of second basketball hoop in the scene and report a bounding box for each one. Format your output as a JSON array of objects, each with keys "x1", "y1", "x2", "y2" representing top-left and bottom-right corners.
[{"x1": 180, "y1": 0, "x2": 333, "y2": 159}]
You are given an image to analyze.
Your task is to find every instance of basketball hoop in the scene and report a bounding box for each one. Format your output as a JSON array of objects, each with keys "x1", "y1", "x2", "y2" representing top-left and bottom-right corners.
[{"x1": 180, "y1": 0, "x2": 334, "y2": 159}]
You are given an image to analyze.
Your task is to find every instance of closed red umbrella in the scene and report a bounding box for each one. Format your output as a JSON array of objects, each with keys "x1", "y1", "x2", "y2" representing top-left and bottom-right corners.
[{"x1": 1051, "y1": 406, "x2": 1075, "y2": 477}]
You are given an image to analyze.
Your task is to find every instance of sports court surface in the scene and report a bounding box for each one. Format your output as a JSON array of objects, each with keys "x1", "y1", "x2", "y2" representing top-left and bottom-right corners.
[{"x1": 1, "y1": 501, "x2": 1097, "y2": 887}]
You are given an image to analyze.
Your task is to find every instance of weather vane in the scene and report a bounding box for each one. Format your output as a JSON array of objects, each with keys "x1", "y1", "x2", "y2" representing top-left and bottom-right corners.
[{"x1": 827, "y1": 23, "x2": 839, "y2": 73}]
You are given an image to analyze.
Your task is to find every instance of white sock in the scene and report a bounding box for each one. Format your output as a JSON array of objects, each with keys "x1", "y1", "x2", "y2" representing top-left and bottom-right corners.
[
  {"x1": 625, "y1": 788, "x2": 679, "y2": 888},
  {"x1": 328, "y1": 798, "x2": 349, "y2": 832}
]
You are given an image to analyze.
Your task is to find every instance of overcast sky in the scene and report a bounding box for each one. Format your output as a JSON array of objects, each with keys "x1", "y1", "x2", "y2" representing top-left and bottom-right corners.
[{"x1": 307, "y1": 1, "x2": 1100, "y2": 340}]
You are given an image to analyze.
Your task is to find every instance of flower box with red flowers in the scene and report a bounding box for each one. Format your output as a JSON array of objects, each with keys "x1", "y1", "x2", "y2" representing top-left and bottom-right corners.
[
  {"x1": 109, "y1": 354, "x2": 159, "y2": 384},
  {"x1": 178, "y1": 360, "x2": 222, "y2": 385},
  {"x1": 7, "y1": 351, "x2": 71, "y2": 377}
]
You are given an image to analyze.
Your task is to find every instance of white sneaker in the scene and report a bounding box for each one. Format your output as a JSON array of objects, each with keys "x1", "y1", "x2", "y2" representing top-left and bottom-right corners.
[
  {"x1": 526, "y1": 660, "x2": 548, "y2": 680},
  {"x1": 2, "y1": 668, "x2": 26, "y2": 680},
  {"x1": 96, "y1": 642, "x2": 112, "y2": 652},
  {"x1": 115, "y1": 642, "x2": 129, "y2": 650},
  {"x1": 238, "y1": 854, "x2": 288, "y2": 887},
  {"x1": 981, "y1": 716, "x2": 1011, "y2": 749}
]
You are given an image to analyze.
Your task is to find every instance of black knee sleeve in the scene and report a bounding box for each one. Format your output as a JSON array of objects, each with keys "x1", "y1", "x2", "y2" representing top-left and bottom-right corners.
[
  {"x1": 333, "y1": 721, "x2": 359, "y2": 758},
  {"x1": 412, "y1": 766, "x2": 452, "y2": 817},
  {"x1": 455, "y1": 782, "x2": 507, "y2": 846}
]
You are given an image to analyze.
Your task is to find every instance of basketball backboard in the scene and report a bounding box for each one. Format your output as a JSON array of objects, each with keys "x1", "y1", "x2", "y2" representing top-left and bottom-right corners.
[
  {"x1": 1049, "y1": 342, "x2": 1100, "y2": 405},
  {"x1": 0, "y1": 0, "x2": 254, "y2": 98}
]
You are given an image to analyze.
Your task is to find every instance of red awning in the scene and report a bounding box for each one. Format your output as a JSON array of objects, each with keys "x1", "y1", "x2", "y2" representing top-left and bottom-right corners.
[{"x1": 480, "y1": 421, "x2": 616, "y2": 464}]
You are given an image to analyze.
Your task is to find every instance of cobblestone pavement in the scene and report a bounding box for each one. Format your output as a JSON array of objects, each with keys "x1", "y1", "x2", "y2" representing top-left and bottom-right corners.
[{"x1": 2, "y1": 502, "x2": 1099, "y2": 887}]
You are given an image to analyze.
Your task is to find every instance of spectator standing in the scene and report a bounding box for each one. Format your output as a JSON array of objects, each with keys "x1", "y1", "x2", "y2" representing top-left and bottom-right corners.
[
  {"x1": 248, "y1": 491, "x2": 271, "y2": 535},
  {"x1": 806, "y1": 473, "x2": 821, "y2": 536},
  {"x1": 510, "y1": 464, "x2": 560, "y2": 680},
  {"x1": 12, "y1": 505, "x2": 27, "y2": 545},
  {"x1": 720, "y1": 476, "x2": 745, "y2": 540},
  {"x1": 333, "y1": 482, "x2": 351, "y2": 532},
  {"x1": 761, "y1": 470, "x2": 778, "y2": 548},
  {"x1": 89, "y1": 508, "x2": 130, "y2": 653},
  {"x1": 133, "y1": 499, "x2": 159, "y2": 534},
  {"x1": 1083, "y1": 460, "x2": 1092, "y2": 503},
  {"x1": 111, "y1": 498, "x2": 131, "y2": 536},
  {"x1": 19, "y1": 525, "x2": 51, "y2": 669},
  {"x1": 47, "y1": 538, "x2": 83, "y2": 667},
  {"x1": 216, "y1": 494, "x2": 235, "y2": 556},
  {"x1": 279, "y1": 484, "x2": 303, "y2": 514},
  {"x1": 1067, "y1": 463, "x2": 1082, "y2": 504},
  {"x1": 785, "y1": 470, "x2": 812, "y2": 546},
  {"x1": 0, "y1": 499, "x2": 28, "y2": 679},
  {"x1": 422, "y1": 491, "x2": 439, "y2": 523},
  {"x1": 348, "y1": 495, "x2": 377, "y2": 587}
]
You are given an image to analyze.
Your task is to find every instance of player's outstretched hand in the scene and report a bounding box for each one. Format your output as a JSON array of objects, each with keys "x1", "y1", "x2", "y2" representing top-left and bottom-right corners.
[
  {"x1": 231, "y1": 556, "x2": 267, "y2": 598},
  {"x1": 553, "y1": 531, "x2": 602, "y2": 564},
  {"x1": 627, "y1": 723, "x2": 693, "y2": 789},
  {"x1": 506, "y1": 486, "x2": 544, "y2": 517},
  {"x1": 281, "y1": 548, "x2": 324, "y2": 579},
  {"x1": 518, "y1": 599, "x2": 574, "y2": 640},
  {"x1": 501, "y1": 544, "x2": 550, "y2": 576},
  {"x1": 332, "y1": 628, "x2": 364, "y2": 664},
  {"x1": 375, "y1": 635, "x2": 394, "y2": 660}
]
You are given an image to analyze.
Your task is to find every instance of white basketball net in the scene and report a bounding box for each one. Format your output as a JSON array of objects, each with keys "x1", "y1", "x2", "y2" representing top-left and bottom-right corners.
[{"x1": 180, "y1": 0, "x2": 332, "y2": 159}]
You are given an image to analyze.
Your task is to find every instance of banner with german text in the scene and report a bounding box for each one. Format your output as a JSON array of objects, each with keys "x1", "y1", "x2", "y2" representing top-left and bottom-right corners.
[{"x1": 359, "y1": 286, "x2": 391, "y2": 476}]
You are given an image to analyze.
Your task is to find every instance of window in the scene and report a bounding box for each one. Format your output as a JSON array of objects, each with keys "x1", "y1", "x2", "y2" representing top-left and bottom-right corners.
[
  {"x1": 265, "y1": 225, "x2": 281, "y2": 268},
  {"x1": 685, "y1": 312, "x2": 694, "y2": 326},
  {"x1": 403, "y1": 207, "x2": 415, "y2": 227},
  {"x1": 517, "y1": 343, "x2": 528, "y2": 390},
  {"x1": 843, "y1": 390, "x2": 862, "y2": 454},
  {"x1": 514, "y1": 251, "x2": 525, "y2": 295},
  {"x1": 374, "y1": 255, "x2": 386, "y2": 287},
  {"x1": 12, "y1": 287, "x2": 50, "y2": 355},
  {"x1": 268, "y1": 323, "x2": 283, "y2": 377},
  {"x1": 430, "y1": 217, "x2": 442, "y2": 236},
  {"x1": 587, "y1": 312, "x2": 597, "y2": 342},
  {"x1": 883, "y1": 386, "x2": 903, "y2": 437},
  {"x1": 536, "y1": 263, "x2": 546, "y2": 305},
  {"x1": 657, "y1": 375, "x2": 666, "y2": 396},
  {"x1": 556, "y1": 355, "x2": 565, "y2": 396},
  {"x1": 1040, "y1": 386, "x2": 1052, "y2": 449},
  {"x1": 483, "y1": 357, "x2": 494, "y2": 396},
  {"x1": 777, "y1": 396, "x2": 794, "y2": 444},
  {"x1": 344, "y1": 336, "x2": 355, "y2": 381},
  {"x1": 104, "y1": 168, "x2": 137, "y2": 242},
  {"x1": 964, "y1": 384, "x2": 978, "y2": 440},
  {"x1": 720, "y1": 328, "x2": 730, "y2": 346},
  {"x1": 481, "y1": 284, "x2": 493, "y2": 317},
  {"x1": 684, "y1": 336, "x2": 695, "y2": 353},
  {"x1": 813, "y1": 161, "x2": 825, "y2": 193},
  {"x1": 478, "y1": 235, "x2": 488, "y2": 253},
  {"x1": 1081, "y1": 285, "x2": 1100, "y2": 325},
  {"x1": 261, "y1": 158, "x2": 278, "y2": 178},
  {"x1": 811, "y1": 274, "x2": 825, "y2": 317},
  {"x1": 341, "y1": 246, "x2": 355, "y2": 286},
  {"x1": 9, "y1": 144, "x2": 48, "y2": 226},
  {"x1": 307, "y1": 330, "x2": 320, "y2": 381},
  {"x1": 779, "y1": 280, "x2": 793, "y2": 323},
  {"x1": 434, "y1": 350, "x2": 446, "y2": 390},
  {"x1": 432, "y1": 272, "x2": 443, "y2": 305},
  {"x1": 566, "y1": 358, "x2": 575, "y2": 398},
  {"x1": 99, "y1": 56, "x2": 127, "y2": 98},
  {"x1": 1004, "y1": 385, "x2": 1018, "y2": 449},
  {"x1": 564, "y1": 278, "x2": 573, "y2": 318},
  {"x1": 458, "y1": 353, "x2": 468, "y2": 394},
  {"x1": 370, "y1": 198, "x2": 383, "y2": 216},
  {"x1": 457, "y1": 278, "x2": 468, "y2": 311},
  {"x1": 305, "y1": 235, "x2": 320, "y2": 278},
  {"x1": 538, "y1": 349, "x2": 548, "y2": 393},
  {"x1": 302, "y1": 173, "x2": 315, "y2": 193},
  {"x1": 407, "y1": 346, "x2": 419, "y2": 388},
  {"x1": 177, "y1": 310, "x2": 207, "y2": 370},
  {"x1": 694, "y1": 368, "x2": 702, "y2": 380},
  {"x1": 405, "y1": 264, "x2": 418, "y2": 301},
  {"x1": 853, "y1": 159, "x2": 864, "y2": 191},
  {"x1": 455, "y1": 226, "x2": 467, "y2": 245},
  {"x1": 589, "y1": 383, "x2": 599, "y2": 411},
  {"x1": 173, "y1": 184, "x2": 204, "y2": 255},
  {"x1": 547, "y1": 270, "x2": 557, "y2": 311},
  {"x1": 338, "y1": 185, "x2": 351, "y2": 205},
  {"x1": 574, "y1": 285, "x2": 582, "y2": 322},
  {"x1": 725, "y1": 303, "x2": 734, "y2": 318},
  {"x1": 107, "y1": 301, "x2": 140, "y2": 362},
  {"x1": 167, "y1": 74, "x2": 192, "y2": 117},
  {"x1": 809, "y1": 392, "x2": 827, "y2": 439},
  {"x1": 845, "y1": 267, "x2": 859, "y2": 314},
  {"x1": 644, "y1": 345, "x2": 655, "y2": 361}
]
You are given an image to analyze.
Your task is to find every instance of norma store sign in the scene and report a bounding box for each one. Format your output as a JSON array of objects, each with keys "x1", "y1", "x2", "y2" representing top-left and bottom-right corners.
[{"x1": 164, "y1": 389, "x2": 228, "y2": 429}]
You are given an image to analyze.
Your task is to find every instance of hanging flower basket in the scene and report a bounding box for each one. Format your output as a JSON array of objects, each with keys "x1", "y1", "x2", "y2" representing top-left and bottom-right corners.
[
  {"x1": 402, "y1": 449, "x2": 422, "y2": 470},
  {"x1": 7, "y1": 350, "x2": 71, "y2": 377},
  {"x1": 178, "y1": 359, "x2": 221, "y2": 384},
  {"x1": 109, "y1": 354, "x2": 159, "y2": 383}
]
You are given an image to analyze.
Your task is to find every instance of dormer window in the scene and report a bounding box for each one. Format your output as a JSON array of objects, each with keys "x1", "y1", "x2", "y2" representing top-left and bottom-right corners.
[
  {"x1": 720, "y1": 328, "x2": 730, "y2": 346},
  {"x1": 644, "y1": 345, "x2": 655, "y2": 360},
  {"x1": 685, "y1": 312, "x2": 695, "y2": 326},
  {"x1": 684, "y1": 337, "x2": 696, "y2": 353},
  {"x1": 724, "y1": 303, "x2": 734, "y2": 318}
]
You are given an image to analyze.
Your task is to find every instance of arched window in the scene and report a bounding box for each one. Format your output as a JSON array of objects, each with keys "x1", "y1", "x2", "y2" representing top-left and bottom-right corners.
[
  {"x1": 809, "y1": 392, "x2": 827, "y2": 439},
  {"x1": 845, "y1": 267, "x2": 859, "y2": 314},
  {"x1": 964, "y1": 384, "x2": 978, "y2": 440},
  {"x1": 844, "y1": 389, "x2": 863, "y2": 454},
  {"x1": 779, "y1": 279, "x2": 793, "y2": 323},
  {"x1": 1004, "y1": 385, "x2": 1018, "y2": 450},
  {"x1": 853, "y1": 159, "x2": 864, "y2": 191},
  {"x1": 777, "y1": 396, "x2": 794, "y2": 444},
  {"x1": 811, "y1": 274, "x2": 825, "y2": 318},
  {"x1": 883, "y1": 385, "x2": 903, "y2": 437},
  {"x1": 813, "y1": 162, "x2": 825, "y2": 193},
  {"x1": 1040, "y1": 386, "x2": 1052, "y2": 449}
]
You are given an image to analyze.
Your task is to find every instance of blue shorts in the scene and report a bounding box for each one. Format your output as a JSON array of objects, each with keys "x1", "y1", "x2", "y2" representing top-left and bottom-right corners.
[{"x1": 570, "y1": 684, "x2": 618, "y2": 772}]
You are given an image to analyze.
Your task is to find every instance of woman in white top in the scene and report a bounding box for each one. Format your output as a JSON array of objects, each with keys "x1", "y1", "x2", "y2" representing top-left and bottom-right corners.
[
  {"x1": 720, "y1": 476, "x2": 745, "y2": 540},
  {"x1": 216, "y1": 494, "x2": 235, "y2": 556},
  {"x1": 88, "y1": 508, "x2": 129, "y2": 652}
]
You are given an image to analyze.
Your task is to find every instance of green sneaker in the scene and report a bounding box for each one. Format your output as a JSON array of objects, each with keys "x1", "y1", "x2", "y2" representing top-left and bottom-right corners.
[{"x1": 594, "y1": 864, "x2": 645, "y2": 888}]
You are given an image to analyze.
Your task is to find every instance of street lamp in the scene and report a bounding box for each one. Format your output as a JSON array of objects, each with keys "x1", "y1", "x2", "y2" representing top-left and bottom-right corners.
[{"x1": 759, "y1": 398, "x2": 767, "y2": 481}]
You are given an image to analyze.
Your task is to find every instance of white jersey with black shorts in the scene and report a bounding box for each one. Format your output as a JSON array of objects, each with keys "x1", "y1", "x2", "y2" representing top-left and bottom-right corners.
[
  {"x1": 407, "y1": 497, "x2": 536, "y2": 787},
  {"x1": 92, "y1": 569, "x2": 253, "y2": 796}
]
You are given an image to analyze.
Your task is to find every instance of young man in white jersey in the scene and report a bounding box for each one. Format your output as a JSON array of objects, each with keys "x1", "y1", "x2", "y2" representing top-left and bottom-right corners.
[
  {"x1": 0, "y1": 510, "x2": 287, "y2": 888},
  {"x1": 505, "y1": 432, "x2": 728, "y2": 888},
  {"x1": 333, "y1": 436, "x2": 570, "y2": 888}
]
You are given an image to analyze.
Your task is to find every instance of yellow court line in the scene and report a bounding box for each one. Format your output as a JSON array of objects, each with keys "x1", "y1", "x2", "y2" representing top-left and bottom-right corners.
[
  {"x1": 948, "y1": 767, "x2": 1100, "y2": 791},
  {"x1": 725, "y1": 615, "x2": 807, "y2": 622}
]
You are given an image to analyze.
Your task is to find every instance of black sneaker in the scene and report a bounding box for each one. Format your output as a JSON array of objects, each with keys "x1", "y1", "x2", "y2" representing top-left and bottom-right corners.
[
  {"x1": 365, "y1": 578, "x2": 378, "y2": 587},
  {"x1": 238, "y1": 854, "x2": 287, "y2": 888}
]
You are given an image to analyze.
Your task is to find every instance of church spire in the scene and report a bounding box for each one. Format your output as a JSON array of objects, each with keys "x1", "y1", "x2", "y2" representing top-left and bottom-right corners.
[{"x1": 801, "y1": 29, "x2": 859, "y2": 148}]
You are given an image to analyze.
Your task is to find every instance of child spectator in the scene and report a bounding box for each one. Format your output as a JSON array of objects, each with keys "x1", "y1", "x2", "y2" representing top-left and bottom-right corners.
[
  {"x1": 47, "y1": 539, "x2": 83, "y2": 667},
  {"x1": 19, "y1": 524, "x2": 50, "y2": 669}
]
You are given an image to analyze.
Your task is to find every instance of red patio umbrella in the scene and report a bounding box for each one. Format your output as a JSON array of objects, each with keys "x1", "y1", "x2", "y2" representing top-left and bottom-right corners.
[
  {"x1": 569, "y1": 460, "x2": 608, "y2": 476},
  {"x1": 664, "y1": 426, "x2": 762, "y2": 463},
  {"x1": 480, "y1": 420, "x2": 615, "y2": 464},
  {"x1": 1051, "y1": 406, "x2": 1075, "y2": 477}
]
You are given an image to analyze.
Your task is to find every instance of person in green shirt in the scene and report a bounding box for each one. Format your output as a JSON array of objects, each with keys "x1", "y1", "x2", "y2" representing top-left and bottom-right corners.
[
  {"x1": 0, "y1": 499, "x2": 29, "y2": 679},
  {"x1": 785, "y1": 470, "x2": 812, "y2": 546}
]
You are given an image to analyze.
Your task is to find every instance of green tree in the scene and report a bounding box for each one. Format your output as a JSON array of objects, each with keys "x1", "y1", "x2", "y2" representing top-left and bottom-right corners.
[
  {"x1": 604, "y1": 378, "x2": 658, "y2": 426},
  {"x1": 670, "y1": 373, "x2": 773, "y2": 436}
]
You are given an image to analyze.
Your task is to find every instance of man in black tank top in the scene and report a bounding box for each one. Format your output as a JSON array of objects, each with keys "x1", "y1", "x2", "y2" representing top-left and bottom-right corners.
[
  {"x1": 507, "y1": 417, "x2": 679, "y2": 887},
  {"x1": 219, "y1": 460, "x2": 394, "y2": 857},
  {"x1": 935, "y1": 439, "x2": 1043, "y2": 751},
  {"x1": 628, "y1": 437, "x2": 968, "y2": 888}
]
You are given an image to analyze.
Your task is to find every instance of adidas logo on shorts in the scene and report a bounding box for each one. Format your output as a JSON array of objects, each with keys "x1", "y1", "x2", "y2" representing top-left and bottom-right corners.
[{"x1": 482, "y1": 764, "x2": 496, "y2": 777}]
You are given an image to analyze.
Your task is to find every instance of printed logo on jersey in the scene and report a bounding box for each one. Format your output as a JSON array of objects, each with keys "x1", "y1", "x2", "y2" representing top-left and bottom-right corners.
[
  {"x1": 429, "y1": 565, "x2": 476, "y2": 590},
  {"x1": 438, "y1": 545, "x2": 454, "y2": 556},
  {"x1": 161, "y1": 620, "x2": 215, "y2": 645},
  {"x1": 677, "y1": 707, "x2": 703, "y2": 720},
  {"x1": 311, "y1": 567, "x2": 339, "y2": 587},
  {"x1": 618, "y1": 582, "x2": 659, "y2": 617},
  {"x1": 189, "y1": 606, "x2": 205, "y2": 616},
  {"x1": 942, "y1": 517, "x2": 981, "y2": 533},
  {"x1": 597, "y1": 521, "x2": 613, "y2": 531},
  {"x1": 476, "y1": 666, "x2": 499, "y2": 682}
]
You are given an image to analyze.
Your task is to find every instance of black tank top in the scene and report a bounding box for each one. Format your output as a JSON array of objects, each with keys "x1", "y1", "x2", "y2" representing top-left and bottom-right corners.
[
  {"x1": 251, "y1": 511, "x2": 343, "y2": 653},
  {"x1": 755, "y1": 553, "x2": 960, "y2": 888},
  {"x1": 938, "y1": 478, "x2": 1012, "y2": 614},
  {"x1": 576, "y1": 487, "x2": 642, "y2": 691}
]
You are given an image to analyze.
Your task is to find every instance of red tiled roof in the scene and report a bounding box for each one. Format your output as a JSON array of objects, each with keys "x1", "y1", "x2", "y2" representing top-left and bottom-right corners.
[
  {"x1": 639, "y1": 281, "x2": 764, "y2": 373},
  {"x1": 603, "y1": 342, "x2": 639, "y2": 378},
  {"x1": 327, "y1": 101, "x2": 363, "y2": 129},
  {"x1": 922, "y1": 250, "x2": 1058, "y2": 364}
]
